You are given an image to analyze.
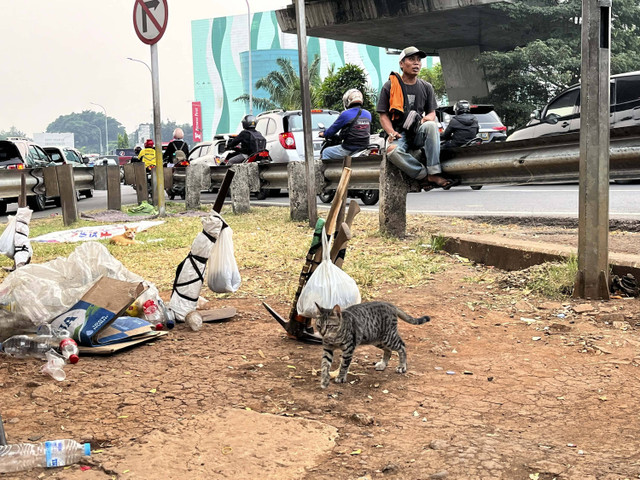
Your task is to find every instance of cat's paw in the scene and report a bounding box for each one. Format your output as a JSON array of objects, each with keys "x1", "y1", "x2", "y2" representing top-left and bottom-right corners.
[
  {"x1": 396, "y1": 365, "x2": 407, "y2": 374},
  {"x1": 321, "y1": 380, "x2": 330, "y2": 389},
  {"x1": 334, "y1": 376, "x2": 347, "y2": 384},
  {"x1": 374, "y1": 361, "x2": 387, "y2": 371}
]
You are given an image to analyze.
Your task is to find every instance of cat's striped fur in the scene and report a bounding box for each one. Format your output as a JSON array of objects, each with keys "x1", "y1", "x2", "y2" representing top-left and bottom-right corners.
[{"x1": 315, "y1": 301, "x2": 430, "y2": 389}]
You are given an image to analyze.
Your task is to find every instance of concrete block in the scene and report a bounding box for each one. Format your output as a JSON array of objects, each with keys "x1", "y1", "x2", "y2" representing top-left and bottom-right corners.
[
  {"x1": 185, "y1": 164, "x2": 206, "y2": 210},
  {"x1": 379, "y1": 158, "x2": 409, "y2": 238},
  {"x1": 230, "y1": 164, "x2": 251, "y2": 214}
]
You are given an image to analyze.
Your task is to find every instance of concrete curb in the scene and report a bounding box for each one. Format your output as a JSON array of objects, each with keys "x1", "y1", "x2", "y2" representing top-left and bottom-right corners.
[{"x1": 443, "y1": 233, "x2": 640, "y2": 279}]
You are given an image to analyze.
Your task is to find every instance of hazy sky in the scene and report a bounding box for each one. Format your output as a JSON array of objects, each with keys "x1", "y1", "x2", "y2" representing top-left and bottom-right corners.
[{"x1": 0, "y1": 0, "x2": 290, "y2": 137}]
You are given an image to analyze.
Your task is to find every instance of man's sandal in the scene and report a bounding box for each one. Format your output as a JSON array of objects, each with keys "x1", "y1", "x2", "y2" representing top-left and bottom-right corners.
[{"x1": 441, "y1": 178, "x2": 461, "y2": 190}]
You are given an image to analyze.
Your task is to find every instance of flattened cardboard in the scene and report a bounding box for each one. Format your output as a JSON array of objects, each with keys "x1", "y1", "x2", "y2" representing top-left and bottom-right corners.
[
  {"x1": 94, "y1": 316, "x2": 153, "y2": 345},
  {"x1": 199, "y1": 307, "x2": 236, "y2": 323},
  {"x1": 49, "y1": 276, "x2": 146, "y2": 347},
  {"x1": 78, "y1": 330, "x2": 168, "y2": 354}
]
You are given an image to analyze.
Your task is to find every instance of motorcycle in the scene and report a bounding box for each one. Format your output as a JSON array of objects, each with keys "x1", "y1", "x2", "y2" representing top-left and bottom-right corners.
[
  {"x1": 317, "y1": 131, "x2": 382, "y2": 206},
  {"x1": 165, "y1": 151, "x2": 190, "y2": 200},
  {"x1": 219, "y1": 139, "x2": 276, "y2": 200}
]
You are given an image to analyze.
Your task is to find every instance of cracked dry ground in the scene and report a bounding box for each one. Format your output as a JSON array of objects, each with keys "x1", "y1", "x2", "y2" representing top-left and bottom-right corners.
[{"x1": 2, "y1": 261, "x2": 640, "y2": 479}]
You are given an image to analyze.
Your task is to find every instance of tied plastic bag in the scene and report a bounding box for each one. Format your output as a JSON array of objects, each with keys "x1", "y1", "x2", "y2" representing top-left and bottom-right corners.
[
  {"x1": 297, "y1": 226, "x2": 361, "y2": 318},
  {"x1": 207, "y1": 226, "x2": 241, "y2": 293},
  {"x1": 0, "y1": 216, "x2": 17, "y2": 259}
]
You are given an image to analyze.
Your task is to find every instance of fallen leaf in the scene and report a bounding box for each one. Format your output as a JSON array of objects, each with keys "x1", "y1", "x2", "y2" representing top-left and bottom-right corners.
[
  {"x1": 117, "y1": 415, "x2": 129, "y2": 419},
  {"x1": 287, "y1": 365, "x2": 296, "y2": 370},
  {"x1": 149, "y1": 388, "x2": 157, "y2": 394},
  {"x1": 258, "y1": 349, "x2": 266, "y2": 358},
  {"x1": 350, "y1": 449, "x2": 362, "y2": 455}
]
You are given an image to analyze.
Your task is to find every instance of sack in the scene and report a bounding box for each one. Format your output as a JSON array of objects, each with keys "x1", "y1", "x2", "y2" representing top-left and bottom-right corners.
[
  {"x1": 207, "y1": 226, "x2": 241, "y2": 293},
  {"x1": 297, "y1": 226, "x2": 361, "y2": 318},
  {"x1": 0, "y1": 216, "x2": 17, "y2": 259}
]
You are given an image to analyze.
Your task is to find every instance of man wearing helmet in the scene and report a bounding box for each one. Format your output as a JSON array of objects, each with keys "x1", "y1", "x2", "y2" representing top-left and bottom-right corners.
[
  {"x1": 163, "y1": 128, "x2": 190, "y2": 166},
  {"x1": 377, "y1": 46, "x2": 458, "y2": 190},
  {"x1": 139, "y1": 138, "x2": 157, "y2": 169},
  {"x1": 441, "y1": 100, "x2": 479, "y2": 149},
  {"x1": 225, "y1": 115, "x2": 267, "y2": 164},
  {"x1": 318, "y1": 88, "x2": 372, "y2": 160}
]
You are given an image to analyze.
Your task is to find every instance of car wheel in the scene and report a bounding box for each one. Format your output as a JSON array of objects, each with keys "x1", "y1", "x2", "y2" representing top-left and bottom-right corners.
[
  {"x1": 27, "y1": 194, "x2": 47, "y2": 211},
  {"x1": 359, "y1": 190, "x2": 379, "y2": 206},
  {"x1": 75, "y1": 190, "x2": 82, "y2": 201},
  {"x1": 0, "y1": 201, "x2": 7, "y2": 215},
  {"x1": 255, "y1": 189, "x2": 269, "y2": 200},
  {"x1": 83, "y1": 189, "x2": 94, "y2": 198},
  {"x1": 54, "y1": 197, "x2": 62, "y2": 207},
  {"x1": 470, "y1": 185, "x2": 483, "y2": 190},
  {"x1": 269, "y1": 188, "x2": 281, "y2": 196},
  {"x1": 319, "y1": 191, "x2": 335, "y2": 204}
]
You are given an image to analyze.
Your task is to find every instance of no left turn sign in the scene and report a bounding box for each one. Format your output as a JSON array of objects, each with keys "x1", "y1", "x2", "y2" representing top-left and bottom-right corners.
[{"x1": 133, "y1": 0, "x2": 168, "y2": 45}]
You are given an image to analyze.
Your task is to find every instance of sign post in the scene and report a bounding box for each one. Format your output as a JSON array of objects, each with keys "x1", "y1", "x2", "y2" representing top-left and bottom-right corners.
[{"x1": 133, "y1": 0, "x2": 168, "y2": 216}]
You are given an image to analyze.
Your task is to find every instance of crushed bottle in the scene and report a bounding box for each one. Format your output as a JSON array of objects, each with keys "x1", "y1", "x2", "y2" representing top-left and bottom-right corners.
[{"x1": 0, "y1": 439, "x2": 91, "y2": 473}]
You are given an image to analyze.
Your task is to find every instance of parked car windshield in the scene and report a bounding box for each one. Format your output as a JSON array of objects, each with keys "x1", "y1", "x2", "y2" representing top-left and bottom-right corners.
[{"x1": 287, "y1": 112, "x2": 340, "y2": 132}]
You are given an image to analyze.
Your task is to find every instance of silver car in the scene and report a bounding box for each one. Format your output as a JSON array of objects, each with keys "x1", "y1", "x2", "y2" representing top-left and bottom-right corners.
[{"x1": 254, "y1": 109, "x2": 341, "y2": 163}]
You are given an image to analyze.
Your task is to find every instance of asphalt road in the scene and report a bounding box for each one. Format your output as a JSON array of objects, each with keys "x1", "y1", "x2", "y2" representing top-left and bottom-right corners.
[{"x1": 1, "y1": 183, "x2": 639, "y2": 222}]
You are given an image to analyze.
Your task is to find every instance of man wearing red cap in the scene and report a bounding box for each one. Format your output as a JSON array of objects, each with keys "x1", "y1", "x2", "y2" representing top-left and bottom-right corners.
[{"x1": 377, "y1": 46, "x2": 458, "y2": 190}]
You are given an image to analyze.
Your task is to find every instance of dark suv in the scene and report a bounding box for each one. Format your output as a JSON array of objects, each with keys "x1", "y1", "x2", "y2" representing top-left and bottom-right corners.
[
  {"x1": 507, "y1": 70, "x2": 640, "y2": 141},
  {"x1": 0, "y1": 138, "x2": 54, "y2": 213}
]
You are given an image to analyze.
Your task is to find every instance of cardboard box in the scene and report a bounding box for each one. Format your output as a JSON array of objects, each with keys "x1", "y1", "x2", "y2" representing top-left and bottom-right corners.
[{"x1": 50, "y1": 276, "x2": 146, "y2": 347}]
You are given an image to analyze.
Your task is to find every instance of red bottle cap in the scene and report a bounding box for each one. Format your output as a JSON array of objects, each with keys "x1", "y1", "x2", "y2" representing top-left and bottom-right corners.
[
  {"x1": 155, "y1": 323, "x2": 164, "y2": 331},
  {"x1": 68, "y1": 354, "x2": 79, "y2": 364}
]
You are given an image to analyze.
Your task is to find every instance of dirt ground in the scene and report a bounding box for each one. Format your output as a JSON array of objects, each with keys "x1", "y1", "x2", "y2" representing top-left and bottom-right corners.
[{"x1": 1, "y1": 215, "x2": 640, "y2": 480}]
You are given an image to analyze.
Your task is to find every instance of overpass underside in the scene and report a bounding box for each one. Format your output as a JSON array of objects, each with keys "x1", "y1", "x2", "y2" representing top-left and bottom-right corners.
[{"x1": 276, "y1": 0, "x2": 531, "y2": 103}]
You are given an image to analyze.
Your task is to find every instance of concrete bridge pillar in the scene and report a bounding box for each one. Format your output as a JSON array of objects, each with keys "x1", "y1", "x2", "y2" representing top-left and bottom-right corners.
[{"x1": 439, "y1": 45, "x2": 490, "y2": 103}]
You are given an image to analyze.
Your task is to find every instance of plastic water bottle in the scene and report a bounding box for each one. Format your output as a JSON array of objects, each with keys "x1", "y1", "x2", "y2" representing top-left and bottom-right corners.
[
  {"x1": 0, "y1": 439, "x2": 91, "y2": 473},
  {"x1": 158, "y1": 298, "x2": 175, "y2": 330},
  {"x1": 58, "y1": 338, "x2": 79, "y2": 364},
  {"x1": 142, "y1": 300, "x2": 165, "y2": 331},
  {"x1": 0, "y1": 335, "x2": 51, "y2": 359}
]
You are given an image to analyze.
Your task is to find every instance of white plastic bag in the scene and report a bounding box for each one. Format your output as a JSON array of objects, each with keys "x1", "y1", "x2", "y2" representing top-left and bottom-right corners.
[
  {"x1": 0, "y1": 216, "x2": 17, "y2": 259},
  {"x1": 207, "y1": 226, "x2": 241, "y2": 293},
  {"x1": 297, "y1": 226, "x2": 361, "y2": 318}
]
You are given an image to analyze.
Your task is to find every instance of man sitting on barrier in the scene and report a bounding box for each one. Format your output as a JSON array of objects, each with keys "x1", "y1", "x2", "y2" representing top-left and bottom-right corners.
[
  {"x1": 318, "y1": 88, "x2": 372, "y2": 160},
  {"x1": 377, "y1": 46, "x2": 459, "y2": 191}
]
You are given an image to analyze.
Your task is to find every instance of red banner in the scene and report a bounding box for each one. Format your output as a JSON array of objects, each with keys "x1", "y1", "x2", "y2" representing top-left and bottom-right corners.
[{"x1": 192, "y1": 101, "x2": 203, "y2": 143}]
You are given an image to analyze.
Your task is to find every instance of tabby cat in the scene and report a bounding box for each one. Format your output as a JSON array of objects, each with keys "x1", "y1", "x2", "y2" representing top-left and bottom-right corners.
[
  {"x1": 315, "y1": 301, "x2": 430, "y2": 389},
  {"x1": 109, "y1": 226, "x2": 138, "y2": 245}
]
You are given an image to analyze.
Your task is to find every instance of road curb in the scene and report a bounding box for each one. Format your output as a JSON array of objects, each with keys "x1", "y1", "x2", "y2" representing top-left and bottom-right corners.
[{"x1": 443, "y1": 233, "x2": 640, "y2": 279}]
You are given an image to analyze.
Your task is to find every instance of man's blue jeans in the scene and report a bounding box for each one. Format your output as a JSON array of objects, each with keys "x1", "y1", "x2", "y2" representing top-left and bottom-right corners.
[
  {"x1": 386, "y1": 121, "x2": 441, "y2": 180},
  {"x1": 321, "y1": 144, "x2": 354, "y2": 160}
]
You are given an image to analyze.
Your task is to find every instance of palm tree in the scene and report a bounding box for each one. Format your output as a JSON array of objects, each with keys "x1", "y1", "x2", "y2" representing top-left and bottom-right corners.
[{"x1": 235, "y1": 56, "x2": 322, "y2": 111}]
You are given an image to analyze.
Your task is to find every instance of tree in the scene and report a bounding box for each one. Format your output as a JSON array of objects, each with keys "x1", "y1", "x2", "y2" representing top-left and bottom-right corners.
[
  {"x1": 318, "y1": 63, "x2": 380, "y2": 131},
  {"x1": 0, "y1": 126, "x2": 28, "y2": 140},
  {"x1": 47, "y1": 110, "x2": 125, "y2": 153},
  {"x1": 418, "y1": 63, "x2": 447, "y2": 104},
  {"x1": 476, "y1": 0, "x2": 640, "y2": 129},
  {"x1": 117, "y1": 132, "x2": 130, "y2": 148},
  {"x1": 235, "y1": 56, "x2": 322, "y2": 111},
  {"x1": 161, "y1": 120, "x2": 193, "y2": 145}
]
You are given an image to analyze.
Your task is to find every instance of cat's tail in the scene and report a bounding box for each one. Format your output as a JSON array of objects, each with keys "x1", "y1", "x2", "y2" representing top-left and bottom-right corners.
[{"x1": 396, "y1": 308, "x2": 431, "y2": 325}]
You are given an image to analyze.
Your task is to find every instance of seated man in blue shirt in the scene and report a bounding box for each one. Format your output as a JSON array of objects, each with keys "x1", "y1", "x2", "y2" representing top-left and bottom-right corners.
[{"x1": 319, "y1": 89, "x2": 372, "y2": 160}]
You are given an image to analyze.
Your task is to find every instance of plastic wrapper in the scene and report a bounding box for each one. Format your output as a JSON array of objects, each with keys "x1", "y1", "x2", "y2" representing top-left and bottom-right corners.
[
  {"x1": 297, "y1": 227, "x2": 361, "y2": 318},
  {"x1": 206, "y1": 226, "x2": 241, "y2": 293},
  {"x1": 0, "y1": 216, "x2": 17, "y2": 259},
  {"x1": 13, "y1": 207, "x2": 33, "y2": 267},
  {"x1": 0, "y1": 242, "x2": 159, "y2": 327}
]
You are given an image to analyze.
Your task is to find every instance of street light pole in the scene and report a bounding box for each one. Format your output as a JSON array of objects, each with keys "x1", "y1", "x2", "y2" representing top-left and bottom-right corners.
[
  {"x1": 90, "y1": 102, "x2": 109, "y2": 155},
  {"x1": 127, "y1": 56, "x2": 152, "y2": 75},
  {"x1": 87, "y1": 124, "x2": 102, "y2": 155},
  {"x1": 245, "y1": 0, "x2": 253, "y2": 115}
]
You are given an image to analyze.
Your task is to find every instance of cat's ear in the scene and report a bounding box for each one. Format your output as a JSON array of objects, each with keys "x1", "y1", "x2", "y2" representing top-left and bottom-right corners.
[
  {"x1": 332, "y1": 305, "x2": 342, "y2": 315},
  {"x1": 314, "y1": 302, "x2": 322, "y2": 314}
]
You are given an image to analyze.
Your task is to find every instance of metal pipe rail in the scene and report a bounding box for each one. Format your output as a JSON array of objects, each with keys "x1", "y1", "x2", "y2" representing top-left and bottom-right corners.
[{"x1": 0, "y1": 167, "x2": 94, "y2": 199}]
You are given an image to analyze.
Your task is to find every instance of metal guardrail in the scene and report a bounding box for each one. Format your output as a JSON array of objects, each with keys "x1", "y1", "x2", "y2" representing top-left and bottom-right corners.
[{"x1": 2, "y1": 127, "x2": 640, "y2": 201}]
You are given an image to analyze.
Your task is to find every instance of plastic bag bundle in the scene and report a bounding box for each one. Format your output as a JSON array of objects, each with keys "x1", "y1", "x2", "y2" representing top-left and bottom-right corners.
[
  {"x1": 13, "y1": 207, "x2": 33, "y2": 267},
  {"x1": 297, "y1": 226, "x2": 361, "y2": 318},
  {"x1": 168, "y1": 213, "x2": 224, "y2": 320},
  {"x1": 0, "y1": 216, "x2": 17, "y2": 259},
  {"x1": 207, "y1": 226, "x2": 241, "y2": 293}
]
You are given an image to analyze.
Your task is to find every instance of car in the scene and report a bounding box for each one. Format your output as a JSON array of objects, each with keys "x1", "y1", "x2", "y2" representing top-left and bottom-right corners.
[
  {"x1": 96, "y1": 156, "x2": 125, "y2": 183},
  {"x1": 507, "y1": 70, "x2": 640, "y2": 141},
  {"x1": 254, "y1": 109, "x2": 341, "y2": 163},
  {"x1": 43, "y1": 146, "x2": 94, "y2": 199},
  {"x1": 188, "y1": 136, "x2": 229, "y2": 167},
  {"x1": 436, "y1": 104, "x2": 507, "y2": 143},
  {"x1": 0, "y1": 138, "x2": 57, "y2": 213}
]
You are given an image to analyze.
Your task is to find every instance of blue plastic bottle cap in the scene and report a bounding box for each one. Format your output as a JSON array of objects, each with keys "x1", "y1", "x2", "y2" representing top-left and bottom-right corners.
[{"x1": 84, "y1": 443, "x2": 91, "y2": 456}]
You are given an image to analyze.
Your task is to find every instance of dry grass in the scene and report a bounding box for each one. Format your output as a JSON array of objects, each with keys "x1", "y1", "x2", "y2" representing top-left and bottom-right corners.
[{"x1": 0, "y1": 205, "x2": 451, "y2": 303}]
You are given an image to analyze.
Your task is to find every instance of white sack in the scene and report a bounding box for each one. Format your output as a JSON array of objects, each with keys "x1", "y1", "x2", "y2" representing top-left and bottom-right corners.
[{"x1": 206, "y1": 226, "x2": 241, "y2": 293}]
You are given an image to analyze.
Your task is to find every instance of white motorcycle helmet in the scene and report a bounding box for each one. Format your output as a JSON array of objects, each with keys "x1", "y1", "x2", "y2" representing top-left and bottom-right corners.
[{"x1": 342, "y1": 88, "x2": 364, "y2": 109}]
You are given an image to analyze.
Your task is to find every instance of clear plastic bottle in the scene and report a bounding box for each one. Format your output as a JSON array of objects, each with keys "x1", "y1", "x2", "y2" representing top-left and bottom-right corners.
[
  {"x1": 58, "y1": 338, "x2": 79, "y2": 364},
  {"x1": 157, "y1": 298, "x2": 175, "y2": 330},
  {"x1": 0, "y1": 335, "x2": 52, "y2": 359},
  {"x1": 0, "y1": 439, "x2": 91, "y2": 473},
  {"x1": 142, "y1": 300, "x2": 165, "y2": 330},
  {"x1": 185, "y1": 311, "x2": 203, "y2": 331},
  {"x1": 41, "y1": 350, "x2": 66, "y2": 381}
]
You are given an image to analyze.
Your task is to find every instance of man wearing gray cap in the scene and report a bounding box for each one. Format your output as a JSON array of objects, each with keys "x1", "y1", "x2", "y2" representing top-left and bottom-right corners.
[{"x1": 377, "y1": 46, "x2": 457, "y2": 190}]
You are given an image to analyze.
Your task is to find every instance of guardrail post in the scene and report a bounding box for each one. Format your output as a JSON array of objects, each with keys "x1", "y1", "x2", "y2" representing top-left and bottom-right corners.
[
  {"x1": 230, "y1": 164, "x2": 251, "y2": 214},
  {"x1": 55, "y1": 165, "x2": 79, "y2": 226},
  {"x1": 288, "y1": 161, "x2": 308, "y2": 221},
  {"x1": 131, "y1": 163, "x2": 148, "y2": 204},
  {"x1": 379, "y1": 157, "x2": 409, "y2": 238},
  {"x1": 106, "y1": 166, "x2": 121, "y2": 211},
  {"x1": 185, "y1": 164, "x2": 206, "y2": 210}
]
